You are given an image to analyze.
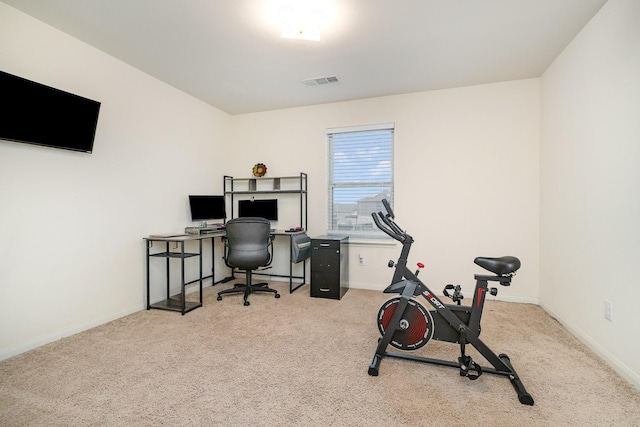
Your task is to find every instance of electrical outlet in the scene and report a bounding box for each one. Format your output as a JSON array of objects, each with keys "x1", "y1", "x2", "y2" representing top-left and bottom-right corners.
[
  {"x1": 604, "y1": 300, "x2": 613, "y2": 321},
  {"x1": 359, "y1": 253, "x2": 366, "y2": 266}
]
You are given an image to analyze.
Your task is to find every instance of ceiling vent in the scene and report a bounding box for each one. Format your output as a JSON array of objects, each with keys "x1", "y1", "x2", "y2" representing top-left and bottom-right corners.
[{"x1": 303, "y1": 75, "x2": 339, "y2": 87}]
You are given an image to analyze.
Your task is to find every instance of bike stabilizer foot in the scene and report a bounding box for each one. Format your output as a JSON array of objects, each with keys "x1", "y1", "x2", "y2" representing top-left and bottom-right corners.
[
  {"x1": 369, "y1": 354, "x2": 382, "y2": 376},
  {"x1": 499, "y1": 353, "x2": 534, "y2": 406}
]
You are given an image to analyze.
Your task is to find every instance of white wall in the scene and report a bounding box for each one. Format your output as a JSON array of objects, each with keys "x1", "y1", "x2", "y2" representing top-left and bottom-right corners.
[
  {"x1": 540, "y1": 0, "x2": 640, "y2": 387},
  {"x1": 0, "y1": 3, "x2": 231, "y2": 359},
  {"x1": 0, "y1": 2, "x2": 547, "y2": 366},
  {"x1": 229, "y1": 79, "x2": 540, "y2": 303}
]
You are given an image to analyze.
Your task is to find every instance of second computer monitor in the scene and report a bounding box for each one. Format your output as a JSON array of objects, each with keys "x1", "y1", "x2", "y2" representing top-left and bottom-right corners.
[{"x1": 238, "y1": 199, "x2": 278, "y2": 221}]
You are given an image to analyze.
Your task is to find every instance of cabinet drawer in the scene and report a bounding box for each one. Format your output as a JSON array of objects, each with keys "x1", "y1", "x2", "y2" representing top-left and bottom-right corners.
[
  {"x1": 311, "y1": 272, "x2": 339, "y2": 287},
  {"x1": 311, "y1": 252, "x2": 339, "y2": 270},
  {"x1": 312, "y1": 240, "x2": 341, "y2": 251},
  {"x1": 311, "y1": 272, "x2": 340, "y2": 298}
]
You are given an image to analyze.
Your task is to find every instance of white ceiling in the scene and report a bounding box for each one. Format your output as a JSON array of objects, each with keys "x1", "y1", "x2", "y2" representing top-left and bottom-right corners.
[{"x1": 3, "y1": 0, "x2": 608, "y2": 115}]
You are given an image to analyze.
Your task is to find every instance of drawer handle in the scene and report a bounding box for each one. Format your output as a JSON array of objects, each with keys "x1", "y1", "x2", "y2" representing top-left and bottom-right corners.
[
  {"x1": 320, "y1": 243, "x2": 331, "y2": 247},
  {"x1": 319, "y1": 288, "x2": 331, "y2": 292}
]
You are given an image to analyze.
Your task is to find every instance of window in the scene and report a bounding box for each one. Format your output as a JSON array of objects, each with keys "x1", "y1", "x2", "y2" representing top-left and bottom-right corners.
[{"x1": 326, "y1": 123, "x2": 394, "y2": 239}]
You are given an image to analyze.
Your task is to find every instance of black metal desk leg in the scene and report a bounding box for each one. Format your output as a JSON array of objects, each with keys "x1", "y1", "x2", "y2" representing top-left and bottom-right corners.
[
  {"x1": 165, "y1": 242, "x2": 170, "y2": 301},
  {"x1": 199, "y1": 238, "x2": 203, "y2": 305},
  {"x1": 289, "y1": 234, "x2": 293, "y2": 293},
  {"x1": 210, "y1": 236, "x2": 215, "y2": 285},
  {"x1": 146, "y1": 241, "x2": 151, "y2": 310},
  {"x1": 180, "y1": 241, "x2": 186, "y2": 315}
]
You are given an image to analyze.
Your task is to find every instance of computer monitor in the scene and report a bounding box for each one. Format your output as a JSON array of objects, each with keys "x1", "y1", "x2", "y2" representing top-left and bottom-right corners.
[
  {"x1": 238, "y1": 199, "x2": 278, "y2": 221},
  {"x1": 189, "y1": 195, "x2": 226, "y2": 222}
]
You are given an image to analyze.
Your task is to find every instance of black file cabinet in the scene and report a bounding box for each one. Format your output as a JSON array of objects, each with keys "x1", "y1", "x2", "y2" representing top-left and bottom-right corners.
[{"x1": 311, "y1": 235, "x2": 349, "y2": 300}]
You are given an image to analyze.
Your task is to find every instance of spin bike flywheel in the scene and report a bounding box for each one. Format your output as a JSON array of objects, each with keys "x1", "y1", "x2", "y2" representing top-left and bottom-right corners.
[{"x1": 377, "y1": 297, "x2": 433, "y2": 350}]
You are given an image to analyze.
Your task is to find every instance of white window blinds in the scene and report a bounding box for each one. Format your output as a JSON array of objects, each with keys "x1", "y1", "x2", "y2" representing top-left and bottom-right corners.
[{"x1": 326, "y1": 124, "x2": 394, "y2": 239}]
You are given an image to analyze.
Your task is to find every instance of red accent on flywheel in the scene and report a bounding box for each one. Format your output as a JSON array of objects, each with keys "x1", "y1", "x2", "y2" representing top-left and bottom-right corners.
[{"x1": 377, "y1": 298, "x2": 433, "y2": 350}]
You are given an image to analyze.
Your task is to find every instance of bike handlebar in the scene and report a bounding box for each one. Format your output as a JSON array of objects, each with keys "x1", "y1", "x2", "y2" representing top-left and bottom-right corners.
[
  {"x1": 372, "y1": 199, "x2": 409, "y2": 242},
  {"x1": 382, "y1": 199, "x2": 395, "y2": 219},
  {"x1": 381, "y1": 211, "x2": 404, "y2": 236},
  {"x1": 372, "y1": 211, "x2": 405, "y2": 242}
]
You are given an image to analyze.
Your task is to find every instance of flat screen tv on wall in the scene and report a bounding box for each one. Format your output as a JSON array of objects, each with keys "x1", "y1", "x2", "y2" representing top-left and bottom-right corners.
[{"x1": 0, "y1": 70, "x2": 101, "y2": 153}]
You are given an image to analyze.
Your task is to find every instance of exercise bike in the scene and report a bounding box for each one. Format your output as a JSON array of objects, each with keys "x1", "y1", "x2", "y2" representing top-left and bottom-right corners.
[{"x1": 368, "y1": 199, "x2": 534, "y2": 406}]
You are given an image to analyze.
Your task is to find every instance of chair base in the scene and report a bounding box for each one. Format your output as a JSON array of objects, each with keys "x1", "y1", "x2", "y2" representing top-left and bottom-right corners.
[{"x1": 217, "y1": 271, "x2": 280, "y2": 306}]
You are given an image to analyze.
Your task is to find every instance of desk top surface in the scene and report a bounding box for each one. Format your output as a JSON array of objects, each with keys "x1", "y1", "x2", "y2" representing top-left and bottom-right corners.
[{"x1": 144, "y1": 229, "x2": 305, "y2": 242}]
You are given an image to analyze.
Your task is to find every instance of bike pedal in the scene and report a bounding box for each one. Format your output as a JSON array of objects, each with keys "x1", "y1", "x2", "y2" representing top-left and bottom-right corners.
[{"x1": 458, "y1": 356, "x2": 482, "y2": 380}]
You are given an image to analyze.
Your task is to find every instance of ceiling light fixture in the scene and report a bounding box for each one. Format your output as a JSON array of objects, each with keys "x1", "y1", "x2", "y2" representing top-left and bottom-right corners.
[{"x1": 279, "y1": 2, "x2": 324, "y2": 41}]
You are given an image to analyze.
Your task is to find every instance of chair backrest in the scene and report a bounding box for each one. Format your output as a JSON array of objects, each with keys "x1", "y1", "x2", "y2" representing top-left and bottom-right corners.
[{"x1": 224, "y1": 217, "x2": 271, "y2": 270}]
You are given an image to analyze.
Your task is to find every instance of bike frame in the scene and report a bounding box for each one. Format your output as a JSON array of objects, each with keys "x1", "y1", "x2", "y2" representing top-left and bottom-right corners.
[{"x1": 368, "y1": 201, "x2": 534, "y2": 405}]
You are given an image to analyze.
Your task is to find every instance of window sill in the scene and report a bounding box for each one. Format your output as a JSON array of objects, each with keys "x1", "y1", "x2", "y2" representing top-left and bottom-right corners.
[{"x1": 325, "y1": 232, "x2": 397, "y2": 246}]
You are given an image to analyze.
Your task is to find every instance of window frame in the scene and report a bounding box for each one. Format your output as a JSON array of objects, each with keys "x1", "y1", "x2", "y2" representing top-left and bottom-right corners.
[{"x1": 326, "y1": 123, "x2": 395, "y2": 241}]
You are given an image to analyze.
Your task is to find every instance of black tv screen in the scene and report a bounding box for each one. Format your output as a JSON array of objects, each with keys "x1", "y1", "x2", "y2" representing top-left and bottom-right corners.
[
  {"x1": 189, "y1": 195, "x2": 227, "y2": 221},
  {"x1": 238, "y1": 199, "x2": 278, "y2": 221},
  {"x1": 0, "y1": 70, "x2": 101, "y2": 153}
]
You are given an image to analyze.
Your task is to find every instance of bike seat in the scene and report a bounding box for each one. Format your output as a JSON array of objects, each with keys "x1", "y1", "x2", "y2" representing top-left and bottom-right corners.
[{"x1": 474, "y1": 256, "x2": 521, "y2": 275}]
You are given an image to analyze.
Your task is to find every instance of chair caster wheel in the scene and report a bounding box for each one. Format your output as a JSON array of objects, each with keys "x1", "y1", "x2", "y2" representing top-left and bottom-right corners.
[
  {"x1": 217, "y1": 296, "x2": 222, "y2": 301},
  {"x1": 275, "y1": 293, "x2": 280, "y2": 299},
  {"x1": 244, "y1": 300, "x2": 250, "y2": 306}
]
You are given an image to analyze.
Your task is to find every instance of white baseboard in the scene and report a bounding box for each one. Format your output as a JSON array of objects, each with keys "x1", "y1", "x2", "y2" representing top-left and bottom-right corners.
[
  {"x1": 1, "y1": 280, "x2": 221, "y2": 362},
  {"x1": 491, "y1": 294, "x2": 539, "y2": 304},
  {"x1": 540, "y1": 303, "x2": 640, "y2": 391},
  {"x1": 0, "y1": 305, "x2": 141, "y2": 362}
]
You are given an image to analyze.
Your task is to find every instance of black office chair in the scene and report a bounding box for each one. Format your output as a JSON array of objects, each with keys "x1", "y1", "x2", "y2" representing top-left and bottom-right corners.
[{"x1": 216, "y1": 217, "x2": 280, "y2": 306}]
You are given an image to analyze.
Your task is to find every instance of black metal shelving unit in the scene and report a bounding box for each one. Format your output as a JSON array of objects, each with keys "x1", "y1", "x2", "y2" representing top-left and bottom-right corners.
[
  {"x1": 145, "y1": 235, "x2": 208, "y2": 315},
  {"x1": 224, "y1": 172, "x2": 307, "y2": 230},
  {"x1": 223, "y1": 172, "x2": 308, "y2": 292}
]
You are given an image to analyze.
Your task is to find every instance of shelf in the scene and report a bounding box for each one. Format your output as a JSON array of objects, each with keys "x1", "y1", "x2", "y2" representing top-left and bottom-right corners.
[
  {"x1": 225, "y1": 173, "x2": 307, "y2": 194},
  {"x1": 149, "y1": 297, "x2": 202, "y2": 313},
  {"x1": 145, "y1": 236, "x2": 205, "y2": 315},
  {"x1": 224, "y1": 190, "x2": 306, "y2": 195},
  {"x1": 224, "y1": 173, "x2": 307, "y2": 230},
  {"x1": 149, "y1": 252, "x2": 200, "y2": 259},
  {"x1": 227, "y1": 175, "x2": 302, "y2": 181}
]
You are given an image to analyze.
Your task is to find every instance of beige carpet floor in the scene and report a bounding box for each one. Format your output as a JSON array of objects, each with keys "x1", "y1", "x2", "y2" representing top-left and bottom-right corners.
[{"x1": 1, "y1": 281, "x2": 640, "y2": 426}]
